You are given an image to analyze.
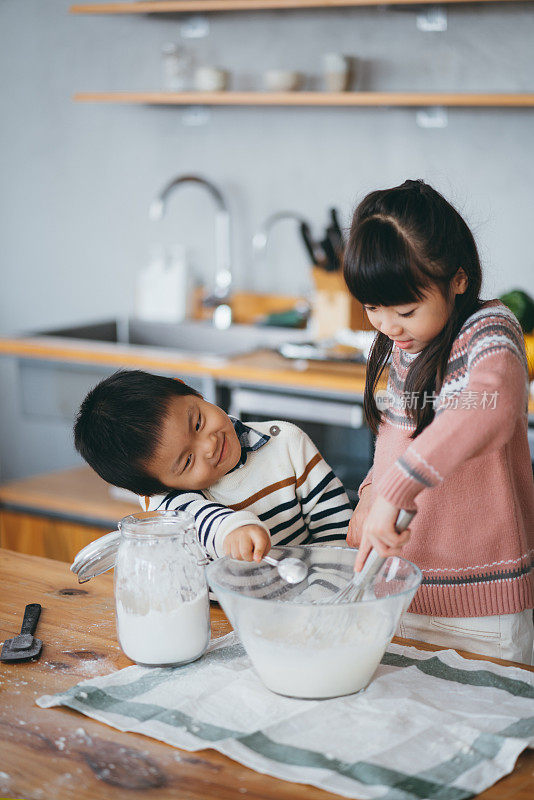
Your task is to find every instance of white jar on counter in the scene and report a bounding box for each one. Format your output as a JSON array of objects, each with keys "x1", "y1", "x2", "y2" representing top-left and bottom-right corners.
[{"x1": 114, "y1": 511, "x2": 211, "y2": 667}]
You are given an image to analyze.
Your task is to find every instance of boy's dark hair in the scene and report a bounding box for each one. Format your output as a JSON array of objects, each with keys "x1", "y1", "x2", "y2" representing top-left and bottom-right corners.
[
  {"x1": 344, "y1": 179, "x2": 484, "y2": 438},
  {"x1": 74, "y1": 370, "x2": 201, "y2": 496}
]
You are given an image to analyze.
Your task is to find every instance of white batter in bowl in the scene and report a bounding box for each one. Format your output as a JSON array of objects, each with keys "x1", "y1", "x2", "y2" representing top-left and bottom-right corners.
[{"x1": 207, "y1": 545, "x2": 421, "y2": 699}]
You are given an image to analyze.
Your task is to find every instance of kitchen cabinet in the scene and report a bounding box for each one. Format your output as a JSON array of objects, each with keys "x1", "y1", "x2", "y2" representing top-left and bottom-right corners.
[
  {"x1": 0, "y1": 510, "x2": 110, "y2": 563},
  {"x1": 0, "y1": 467, "x2": 139, "y2": 563}
]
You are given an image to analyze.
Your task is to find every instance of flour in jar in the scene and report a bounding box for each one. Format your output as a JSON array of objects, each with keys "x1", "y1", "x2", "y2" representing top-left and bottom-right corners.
[
  {"x1": 114, "y1": 520, "x2": 210, "y2": 666},
  {"x1": 116, "y1": 591, "x2": 210, "y2": 666},
  {"x1": 241, "y1": 606, "x2": 392, "y2": 698}
]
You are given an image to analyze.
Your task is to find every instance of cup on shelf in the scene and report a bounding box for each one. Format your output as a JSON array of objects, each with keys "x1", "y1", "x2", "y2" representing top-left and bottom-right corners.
[
  {"x1": 194, "y1": 66, "x2": 229, "y2": 92},
  {"x1": 161, "y1": 42, "x2": 193, "y2": 91},
  {"x1": 322, "y1": 53, "x2": 352, "y2": 92},
  {"x1": 263, "y1": 69, "x2": 302, "y2": 92}
]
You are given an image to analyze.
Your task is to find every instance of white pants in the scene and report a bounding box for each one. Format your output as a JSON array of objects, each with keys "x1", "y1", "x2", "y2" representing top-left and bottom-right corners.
[{"x1": 397, "y1": 609, "x2": 534, "y2": 665}]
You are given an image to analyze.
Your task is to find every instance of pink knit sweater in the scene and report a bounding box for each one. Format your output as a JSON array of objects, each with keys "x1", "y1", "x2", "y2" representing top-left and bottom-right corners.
[{"x1": 359, "y1": 300, "x2": 534, "y2": 617}]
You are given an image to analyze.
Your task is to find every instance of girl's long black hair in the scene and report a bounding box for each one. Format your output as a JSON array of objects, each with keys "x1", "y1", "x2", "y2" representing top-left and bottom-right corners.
[{"x1": 344, "y1": 179, "x2": 484, "y2": 438}]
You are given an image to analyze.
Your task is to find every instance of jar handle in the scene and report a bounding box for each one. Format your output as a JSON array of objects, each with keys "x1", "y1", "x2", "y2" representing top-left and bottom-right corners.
[{"x1": 185, "y1": 538, "x2": 211, "y2": 566}]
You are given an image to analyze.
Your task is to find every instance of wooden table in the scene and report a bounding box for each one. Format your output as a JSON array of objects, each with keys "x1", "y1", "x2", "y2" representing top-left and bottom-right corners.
[{"x1": 1, "y1": 549, "x2": 533, "y2": 800}]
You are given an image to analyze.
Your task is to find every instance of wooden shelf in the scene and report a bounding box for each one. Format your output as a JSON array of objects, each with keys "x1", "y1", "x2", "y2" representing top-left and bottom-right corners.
[
  {"x1": 70, "y1": 0, "x2": 534, "y2": 14},
  {"x1": 73, "y1": 91, "x2": 534, "y2": 107}
]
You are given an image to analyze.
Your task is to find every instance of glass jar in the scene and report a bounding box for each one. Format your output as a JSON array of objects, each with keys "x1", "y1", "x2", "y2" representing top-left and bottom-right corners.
[
  {"x1": 161, "y1": 42, "x2": 193, "y2": 91},
  {"x1": 114, "y1": 511, "x2": 210, "y2": 667}
]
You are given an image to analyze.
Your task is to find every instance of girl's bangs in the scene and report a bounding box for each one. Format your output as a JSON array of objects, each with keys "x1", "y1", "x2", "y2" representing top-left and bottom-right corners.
[{"x1": 346, "y1": 219, "x2": 433, "y2": 307}]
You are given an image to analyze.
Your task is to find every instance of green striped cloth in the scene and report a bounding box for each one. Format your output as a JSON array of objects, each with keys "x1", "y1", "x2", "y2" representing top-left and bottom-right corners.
[{"x1": 37, "y1": 633, "x2": 534, "y2": 800}]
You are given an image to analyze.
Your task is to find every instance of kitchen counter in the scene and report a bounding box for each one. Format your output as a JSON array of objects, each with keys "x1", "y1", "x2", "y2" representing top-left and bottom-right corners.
[
  {"x1": 0, "y1": 467, "x2": 139, "y2": 564},
  {"x1": 1, "y1": 549, "x2": 533, "y2": 800},
  {"x1": 0, "y1": 466, "x2": 139, "y2": 527},
  {"x1": 1, "y1": 332, "x2": 533, "y2": 414},
  {"x1": 0, "y1": 333, "x2": 379, "y2": 399}
]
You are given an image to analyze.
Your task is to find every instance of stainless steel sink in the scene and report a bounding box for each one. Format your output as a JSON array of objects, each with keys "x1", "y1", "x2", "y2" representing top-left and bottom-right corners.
[{"x1": 38, "y1": 318, "x2": 308, "y2": 359}]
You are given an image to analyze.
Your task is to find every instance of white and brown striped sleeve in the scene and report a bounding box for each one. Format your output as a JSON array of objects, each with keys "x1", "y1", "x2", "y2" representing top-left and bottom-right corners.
[
  {"x1": 142, "y1": 490, "x2": 268, "y2": 559},
  {"x1": 288, "y1": 425, "x2": 352, "y2": 544}
]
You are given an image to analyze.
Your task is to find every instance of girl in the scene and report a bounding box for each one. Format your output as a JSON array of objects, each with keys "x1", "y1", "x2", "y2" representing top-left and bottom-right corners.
[{"x1": 344, "y1": 179, "x2": 534, "y2": 663}]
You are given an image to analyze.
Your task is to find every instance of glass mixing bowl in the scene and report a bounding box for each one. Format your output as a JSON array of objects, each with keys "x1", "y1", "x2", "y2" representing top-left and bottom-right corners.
[{"x1": 207, "y1": 545, "x2": 422, "y2": 699}]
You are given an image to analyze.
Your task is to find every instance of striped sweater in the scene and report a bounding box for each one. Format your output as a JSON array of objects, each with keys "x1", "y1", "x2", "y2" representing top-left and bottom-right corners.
[
  {"x1": 360, "y1": 300, "x2": 534, "y2": 617},
  {"x1": 142, "y1": 419, "x2": 352, "y2": 558}
]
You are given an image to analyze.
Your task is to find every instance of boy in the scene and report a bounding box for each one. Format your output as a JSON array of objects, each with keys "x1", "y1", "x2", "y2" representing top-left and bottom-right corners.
[{"x1": 74, "y1": 370, "x2": 352, "y2": 560}]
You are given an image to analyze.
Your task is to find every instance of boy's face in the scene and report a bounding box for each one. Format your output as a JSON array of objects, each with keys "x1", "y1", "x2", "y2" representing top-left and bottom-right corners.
[{"x1": 145, "y1": 395, "x2": 242, "y2": 491}]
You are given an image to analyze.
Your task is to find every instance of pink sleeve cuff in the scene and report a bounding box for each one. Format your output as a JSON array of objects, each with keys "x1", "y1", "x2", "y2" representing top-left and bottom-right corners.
[{"x1": 375, "y1": 461, "x2": 423, "y2": 510}]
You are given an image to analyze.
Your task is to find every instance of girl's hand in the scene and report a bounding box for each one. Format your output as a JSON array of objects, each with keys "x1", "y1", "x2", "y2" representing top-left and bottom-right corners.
[
  {"x1": 223, "y1": 525, "x2": 271, "y2": 562},
  {"x1": 347, "y1": 485, "x2": 373, "y2": 548},
  {"x1": 354, "y1": 496, "x2": 412, "y2": 572}
]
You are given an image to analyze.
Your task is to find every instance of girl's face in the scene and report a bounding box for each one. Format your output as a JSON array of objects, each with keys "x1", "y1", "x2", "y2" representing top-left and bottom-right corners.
[{"x1": 363, "y1": 271, "x2": 467, "y2": 354}]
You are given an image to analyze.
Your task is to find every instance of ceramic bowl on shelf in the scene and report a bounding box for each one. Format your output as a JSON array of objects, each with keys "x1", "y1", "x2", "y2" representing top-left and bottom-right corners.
[
  {"x1": 194, "y1": 67, "x2": 229, "y2": 92},
  {"x1": 262, "y1": 69, "x2": 302, "y2": 92}
]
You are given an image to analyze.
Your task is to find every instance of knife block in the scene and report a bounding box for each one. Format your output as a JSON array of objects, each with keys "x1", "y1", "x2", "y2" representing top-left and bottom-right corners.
[{"x1": 311, "y1": 268, "x2": 367, "y2": 340}]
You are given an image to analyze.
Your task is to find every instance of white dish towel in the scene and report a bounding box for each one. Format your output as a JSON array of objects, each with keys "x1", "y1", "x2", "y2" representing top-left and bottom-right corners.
[{"x1": 37, "y1": 632, "x2": 534, "y2": 800}]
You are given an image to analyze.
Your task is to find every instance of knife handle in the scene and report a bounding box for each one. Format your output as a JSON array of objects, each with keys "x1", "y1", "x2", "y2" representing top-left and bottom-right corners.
[
  {"x1": 300, "y1": 222, "x2": 329, "y2": 270},
  {"x1": 299, "y1": 222, "x2": 315, "y2": 262},
  {"x1": 320, "y1": 236, "x2": 339, "y2": 272},
  {"x1": 20, "y1": 603, "x2": 41, "y2": 636}
]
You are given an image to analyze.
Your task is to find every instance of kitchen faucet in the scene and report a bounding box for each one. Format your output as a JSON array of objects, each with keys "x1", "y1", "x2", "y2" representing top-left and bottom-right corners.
[
  {"x1": 253, "y1": 210, "x2": 315, "y2": 324},
  {"x1": 252, "y1": 210, "x2": 310, "y2": 254},
  {"x1": 253, "y1": 209, "x2": 328, "y2": 273},
  {"x1": 149, "y1": 174, "x2": 233, "y2": 330}
]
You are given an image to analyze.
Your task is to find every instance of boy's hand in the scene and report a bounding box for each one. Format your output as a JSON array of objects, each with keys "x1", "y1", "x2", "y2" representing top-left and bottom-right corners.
[
  {"x1": 223, "y1": 525, "x2": 271, "y2": 562},
  {"x1": 347, "y1": 484, "x2": 372, "y2": 548},
  {"x1": 353, "y1": 495, "x2": 412, "y2": 572}
]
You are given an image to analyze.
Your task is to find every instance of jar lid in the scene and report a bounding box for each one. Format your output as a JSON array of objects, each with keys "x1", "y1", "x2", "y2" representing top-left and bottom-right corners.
[
  {"x1": 70, "y1": 510, "x2": 197, "y2": 583},
  {"x1": 70, "y1": 529, "x2": 121, "y2": 583}
]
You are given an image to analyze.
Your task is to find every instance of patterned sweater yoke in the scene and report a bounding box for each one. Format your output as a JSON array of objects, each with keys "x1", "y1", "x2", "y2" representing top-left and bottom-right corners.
[{"x1": 360, "y1": 300, "x2": 534, "y2": 618}]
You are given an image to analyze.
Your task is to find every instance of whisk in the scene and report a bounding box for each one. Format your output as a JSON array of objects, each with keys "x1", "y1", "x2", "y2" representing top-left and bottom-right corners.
[{"x1": 324, "y1": 509, "x2": 416, "y2": 604}]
